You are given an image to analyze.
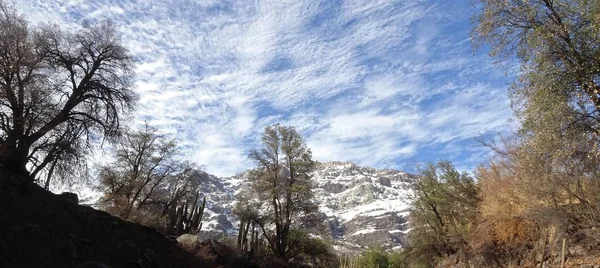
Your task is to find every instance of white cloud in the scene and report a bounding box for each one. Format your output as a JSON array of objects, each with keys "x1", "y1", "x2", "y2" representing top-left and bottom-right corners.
[{"x1": 18, "y1": 0, "x2": 515, "y2": 177}]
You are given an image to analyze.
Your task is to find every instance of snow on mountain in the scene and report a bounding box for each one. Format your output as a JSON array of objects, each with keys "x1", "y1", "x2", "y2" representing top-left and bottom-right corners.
[
  {"x1": 310, "y1": 162, "x2": 413, "y2": 251},
  {"x1": 60, "y1": 161, "x2": 415, "y2": 251},
  {"x1": 193, "y1": 161, "x2": 414, "y2": 251}
]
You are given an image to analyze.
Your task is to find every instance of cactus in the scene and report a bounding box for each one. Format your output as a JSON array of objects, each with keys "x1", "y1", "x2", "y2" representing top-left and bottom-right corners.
[
  {"x1": 189, "y1": 196, "x2": 205, "y2": 233},
  {"x1": 167, "y1": 192, "x2": 206, "y2": 236},
  {"x1": 174, "y1": 203, "x2": 185, "y2": 236}
]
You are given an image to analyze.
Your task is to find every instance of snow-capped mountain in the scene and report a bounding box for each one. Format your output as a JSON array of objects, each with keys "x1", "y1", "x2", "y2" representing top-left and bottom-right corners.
[
  {"x1": 195, "y1": 161, "x2": 414, "y2": 251},
  {"x1": 312, "y1": 162, "x2": 413, "y2": 251},
  {"x1": 60, "y1": 161, "x2": 414, "y2": 251}
]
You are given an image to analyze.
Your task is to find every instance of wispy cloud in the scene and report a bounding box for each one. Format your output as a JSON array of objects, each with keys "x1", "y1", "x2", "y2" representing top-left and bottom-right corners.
[{"x1": 20, "y1": 0, "x2": 514, "y2": 176}]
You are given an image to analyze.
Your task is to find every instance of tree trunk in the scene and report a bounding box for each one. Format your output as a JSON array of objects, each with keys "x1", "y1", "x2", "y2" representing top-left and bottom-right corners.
[
  {"x1": 237, "y1": 220, "x2": 245, "y2": 248},
  {"x1": 242, "y1": 220, "x2": 250, "y2": 252},
  {"x1": 0, "y1": 142, "x2": 31, "y2": 182}
]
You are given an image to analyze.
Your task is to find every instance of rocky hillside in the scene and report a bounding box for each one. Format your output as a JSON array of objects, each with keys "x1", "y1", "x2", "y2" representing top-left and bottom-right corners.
[
  {"x1": 311, "y1": 162, "x2": 413, "y2": 251},
  {"x1": 184, "y1": 162, "x2": 414, "y2": 252},
  {"x1": 60, "y1": 161, "x2": 415, "y2": 252},
  {"x1": 0, "y1": 172, "x2": 210, "y2": 268}
]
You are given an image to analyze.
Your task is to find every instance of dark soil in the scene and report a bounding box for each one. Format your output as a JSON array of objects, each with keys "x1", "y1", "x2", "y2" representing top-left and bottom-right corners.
[{"x1": 0, "y1": 172, "x2": 212, "y2": 268}]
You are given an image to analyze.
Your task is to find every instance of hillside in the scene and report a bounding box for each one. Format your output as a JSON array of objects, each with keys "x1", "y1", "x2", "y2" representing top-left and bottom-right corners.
[
  {"x1": 141, "y1": 161, "x2": 415, "y2": 252},
  {"x1": 0, "y1": 171, "x2": 237, "y2": 268},
  {"x1": 59, "y1": 161, "x2": 414, "y2": 252}
]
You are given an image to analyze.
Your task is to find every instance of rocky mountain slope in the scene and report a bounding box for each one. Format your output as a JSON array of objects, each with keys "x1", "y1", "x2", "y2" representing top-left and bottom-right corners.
[
  {"x1": 65, "y1": 161, "x2": 415, "y2": 252},
  {"x1": 311, "y1": 162, "x2": 413, "y2": 251},
  {"x1": 191, "y1": 161, "x2": 414, "y2": 252}
]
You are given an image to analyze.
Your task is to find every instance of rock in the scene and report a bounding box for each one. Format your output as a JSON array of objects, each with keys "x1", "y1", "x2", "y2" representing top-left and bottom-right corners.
[
  {"x1": 216, "y1": 214, "x2": 233, "y2": 230},
  {"x1": 568, "y1": 245, "x2": 586, "y2": 256},
  {"x1": 58, "y1": 192, "x2": 78, "y2": 204},
  {"x1": 580, "y1": 265, "x2": 593, "y2": 268},
  {"x1": 343, "y1": 212, "x2": 408, "y2": 247},
  {"x1": 177, "y1": 234, "x2": 200, "y2": 251},
  {"x1": 323, "y1": 182, "x2": 346, "y2": 194},
  {"x1": 210, "y1": 205, "x2": 224, "y2": 214},
  {"x1": 378, "y1": 177, "x2": 391, "y2": 187},
  {"x1": 143, "y1": 248, "x2": 156, "y2": 262},
  {"x1": 328, "y1": 218, "x2": 344, "y2": 238},
  {"x1": 117, "y1": 239, "x2": 141, "y2": 265},
  {"x1": 358, "y1": 177, "x2": 373, "y2": 184}
]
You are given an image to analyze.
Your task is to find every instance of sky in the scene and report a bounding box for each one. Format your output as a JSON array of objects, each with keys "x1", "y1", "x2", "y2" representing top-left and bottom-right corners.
[{"x1": 20, "y1": 0, "x2": 516, "y2": 177}]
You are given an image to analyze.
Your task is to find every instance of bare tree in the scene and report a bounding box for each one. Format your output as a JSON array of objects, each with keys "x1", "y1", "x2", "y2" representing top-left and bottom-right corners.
[
  {"x1": 0, "y1": 1, "x2": 136, "y2": 184},
  {"x1": 98, "y1": 124, "x2": 187, "y2": 219}
]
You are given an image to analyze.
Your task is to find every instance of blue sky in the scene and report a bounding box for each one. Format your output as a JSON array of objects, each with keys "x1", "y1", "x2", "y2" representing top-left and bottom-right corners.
[{"x1": 21, "y1": 0, "x2": 515, "y2": 177}]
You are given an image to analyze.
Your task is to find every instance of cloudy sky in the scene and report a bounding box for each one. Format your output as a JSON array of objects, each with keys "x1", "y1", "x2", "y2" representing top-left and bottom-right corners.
[{"x1": 20, "y1": 0, "x2": 515, "y2": 177}]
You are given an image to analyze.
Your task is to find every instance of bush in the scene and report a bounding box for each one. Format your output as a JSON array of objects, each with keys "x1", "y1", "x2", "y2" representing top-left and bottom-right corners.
[
  {"x1": 470, "y1": 216, "x2": 540, "y2": 267},
  {"x1": 359, "y1": 247, "x2": 389, "y2": 268},
  {"x1": 387, "y1": 251, "x2": 407, "y2": 268}
]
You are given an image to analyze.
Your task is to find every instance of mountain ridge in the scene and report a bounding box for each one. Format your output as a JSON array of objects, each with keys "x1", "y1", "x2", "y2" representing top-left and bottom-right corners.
[
  {"x1": 190, "y1": 161, "x2": 414, "y2": 252},
  {"x1": 59, "y1": 161, "x2": 415, "y2": 252}
]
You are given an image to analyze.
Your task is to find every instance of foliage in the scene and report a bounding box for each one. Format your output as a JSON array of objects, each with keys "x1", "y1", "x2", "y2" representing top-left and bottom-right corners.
[
  {"x1": 286, "y1": 230, "x2": 338, "y2": 267},
  {"x1": 0, "y1": 1, "x2": 136, "y2": 184},
  {"x1": 339, "y1": 249, "x2": 411, "y2": 268},
  {"x1": 408, "y1": 160, "x2": 480, "y2": 264},
  {"x1": 458, "y1": 1, "x2": 600, "y2": 265},
  {"x1": 387, "y1": 251, "x2": 408, "y2": 268},
  {"x1": 470, "y1": 215, "x2": 540, "y2": 267},
  {"x1": 359, "y1": 246, "x2": 389, "y2": 268},
  {"x1": 247, "y1": 124, "x2": 319, "y2": 260},
  {"x1": 473, "y1": 0, "x2": 600, "y2": 135}
]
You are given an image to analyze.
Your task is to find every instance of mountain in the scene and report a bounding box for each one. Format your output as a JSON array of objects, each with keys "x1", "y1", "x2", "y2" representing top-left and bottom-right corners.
[
  {"x1": 62, "y1": 161, "x2": 415, "y2": 252},
  {"x1": 191, "y1": 161, "x2": 414, "y2": 252}
]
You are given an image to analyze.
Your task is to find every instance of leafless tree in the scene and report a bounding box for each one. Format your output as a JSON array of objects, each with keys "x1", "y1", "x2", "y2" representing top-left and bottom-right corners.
[
  {"x1": 0, "y1": 1, "x2": 136, "y2": 184},
  {"x1": 98, "y1": 124, "x2": 200, "y2": 230}
]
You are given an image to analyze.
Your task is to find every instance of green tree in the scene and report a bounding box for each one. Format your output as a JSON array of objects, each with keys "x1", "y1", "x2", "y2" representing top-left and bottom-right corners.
[
  {"x1": 469, "y1": 0, "x2": 600, "y2": 264},
  {"x1": 387, "y1": 251, "x2": 407, "y2": 268},
  {"x1": 0, "y1": 1, "x2": 136, "y2": 183},
  {"x1": 248, "y1": 124, "x2": 318, "y2": 261},
  {"x1": 408, "y1": 161, "x2": 480, "y2": 265},
  {"x1": 286, "y1": 230, "x2": 338, "y2": 268},
  {"x1": 359, "y1": 246, "x2": 389, "y2": 268},
  {"x1": 473, "y1": 0, "x2": 600, "y2": 136},
  {"x1": 474, "y1": 0, "x2": 600, "y2": 224}
]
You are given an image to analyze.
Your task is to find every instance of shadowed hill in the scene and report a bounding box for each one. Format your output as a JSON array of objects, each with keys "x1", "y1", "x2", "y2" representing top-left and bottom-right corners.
[{"x1": 0, "y1": 171, "x2": 213, "y2": 268}]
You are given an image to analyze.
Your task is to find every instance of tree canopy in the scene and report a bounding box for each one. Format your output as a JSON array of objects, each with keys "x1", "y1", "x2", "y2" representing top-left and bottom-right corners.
[
  {"x1": 247, "y1": 124, "x2": 319, "y2": 261},
  {"x1": 0, "y1": 1, "x2": 136, "y2": 184},
  {"x1": 473, "y1": 0, "x2": 600, "y2": 136}
]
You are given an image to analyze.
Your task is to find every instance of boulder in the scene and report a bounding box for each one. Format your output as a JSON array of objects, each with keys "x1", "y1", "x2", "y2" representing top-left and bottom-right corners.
[
  {"x1": 58, "y1": 192, "x2": 78, "y2": 204},
  {"x1": 177, "y1": 234, "x2": 200, "y2": 252},
  {"x1": 378, "y1": 177, "x2": 391, "y2": 187},
  {"x1": 323, "y1": 182, "x2": 346, "y2": 194},
  {"x1": 76, "y1": 261, "x2": 111, "y2": 268}
]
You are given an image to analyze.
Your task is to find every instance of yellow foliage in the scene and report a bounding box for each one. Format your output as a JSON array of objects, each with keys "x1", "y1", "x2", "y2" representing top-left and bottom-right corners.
[{"x1": 477, "y1": 159, "x2": 529, "y2": 218}]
